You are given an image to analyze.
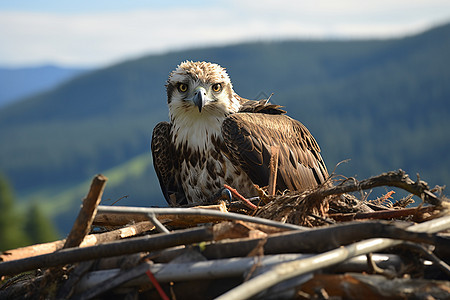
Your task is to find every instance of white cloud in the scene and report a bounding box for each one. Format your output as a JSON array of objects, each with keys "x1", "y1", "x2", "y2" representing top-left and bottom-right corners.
[{"x1": 0, "y1": 1, "x2": 449, "y2": 67}]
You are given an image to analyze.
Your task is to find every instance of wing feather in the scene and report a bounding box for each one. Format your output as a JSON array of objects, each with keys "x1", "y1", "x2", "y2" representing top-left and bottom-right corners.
[
  {"x1": 222, "y1": 113, "x2": 328, "y2": 193},
  {"x1": 151, "y1": 122, "x2": 187, "y2": 206}
]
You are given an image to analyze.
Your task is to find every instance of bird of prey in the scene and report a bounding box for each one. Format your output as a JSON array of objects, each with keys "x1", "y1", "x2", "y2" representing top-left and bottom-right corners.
[{"x1": 151, "y1": 61, "x2": 328, "y2": 206}]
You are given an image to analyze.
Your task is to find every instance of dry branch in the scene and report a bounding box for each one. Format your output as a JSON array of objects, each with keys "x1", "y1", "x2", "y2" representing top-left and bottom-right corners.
[
  {"x1": 216, "y1": 214, "x2": 450, "y2": 300},
  {"x1": 0, "y1": 226, "x2": 213, "y2": 276},
  {"x1": 299, "y1": 273, "x2": 450, "y2": 299},
  {"x1": 256, "y1": 169, "x2": 447, "y2": 226},
  {"x1": 0, "y1": 221, "x2": 154, "y2": 262},
  {"x1": 328, "y1": 206, "x2": 437, "y2": 221},
  {"x1": 93, "y1": 202, "x2": 228, "y2": 227},
  {"x1": 73, "y1": 262, "x2": 151, "y2": 300},
  {"x1": 1, "y1": 169, "x2": 448, "y2": 299},
  {"x1": 64, "y1": 174, "x2": 108, "y2": 249},
  {"x1": 323, "y1": 169, "x2": 445, "y2": 206},
  {"x1": 95, "y1": 206, "x2": 305, "y2": 231},
  {"x1": 152, "y1": 219, "x2": 449, "y2": 263},
  {"x1": 75, "y1": 254, "x2": 311, "y2": 294}
]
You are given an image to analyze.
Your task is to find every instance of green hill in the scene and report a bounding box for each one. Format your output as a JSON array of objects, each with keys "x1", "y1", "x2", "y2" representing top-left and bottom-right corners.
[{"x1": 0, "y1": 23, "x2": 449, "y2": 234}]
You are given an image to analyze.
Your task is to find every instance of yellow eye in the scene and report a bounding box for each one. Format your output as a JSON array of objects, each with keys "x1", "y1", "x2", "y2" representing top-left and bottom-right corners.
[
  {"x1": 178, "y1": 83, "x2": 188, "y2": 93},
  {"x1": 212, "y1": 83, "x2": 222, "y2": 93}
]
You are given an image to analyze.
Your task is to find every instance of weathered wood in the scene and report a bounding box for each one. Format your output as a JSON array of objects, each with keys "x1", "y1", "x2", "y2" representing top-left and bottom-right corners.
[
  {"x1": 64, "y1": 174, "x2": 108, "y2": 249},
  {"x1": 152, "y1": 219, "x2": 448, "y2": 263},
  {"x1": 0, "y1": 226, "x2": 214, "y2": 276},
  {"x1": 94, "y1": 206, "x2": 304, "y2": 230},
  {"x1": 216, "y1": 215, "x2": 450, "y2": 300},
  {"x1": 73, "y1": 262, "x2": 151, "y2": 300},
  {"x1": 93, "y1": 202, "x2": 228, "y2": 227},
  {"x1": 299, "y1": 274, "x2": 450, "y2": 300},
  {"x1": 0, "y1": 240, "x2": 65, "y2": 262},
  {"x1": 0, "y1": 221, "x2": 154, "y2": 262}
]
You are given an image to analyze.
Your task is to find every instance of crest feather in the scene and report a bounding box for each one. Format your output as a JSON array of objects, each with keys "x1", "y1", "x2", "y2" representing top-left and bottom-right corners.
[{"x1": 168, "y1": 61, "x2": 232, "y2": 87}]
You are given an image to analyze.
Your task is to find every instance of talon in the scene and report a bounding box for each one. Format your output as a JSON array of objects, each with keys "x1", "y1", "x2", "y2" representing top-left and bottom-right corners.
[{"x1": 221, "y1": 188, "x2": 232, "y2": 202}]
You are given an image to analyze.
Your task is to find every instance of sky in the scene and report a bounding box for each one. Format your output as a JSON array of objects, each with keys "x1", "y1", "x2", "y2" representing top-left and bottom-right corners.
[{"x1": 0, "y1": 0, "x2": 449, "y2": 68}]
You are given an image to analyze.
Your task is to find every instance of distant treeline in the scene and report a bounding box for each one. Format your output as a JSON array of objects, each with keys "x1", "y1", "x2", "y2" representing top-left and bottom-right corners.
[{"x1": 0, "y1": 23, "x2": 449, "y2": 234}]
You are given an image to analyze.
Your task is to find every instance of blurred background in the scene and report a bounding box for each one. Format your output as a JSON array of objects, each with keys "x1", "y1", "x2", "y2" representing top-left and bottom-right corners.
[{"x1": 1, "y1": 1, "x2": 449, "y2": 250}]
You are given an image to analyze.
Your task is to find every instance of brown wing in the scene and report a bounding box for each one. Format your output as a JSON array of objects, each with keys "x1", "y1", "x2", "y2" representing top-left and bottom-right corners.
[
  {"x1": 237, "y1": 97, "x2": 286, "y2": 114},
  {"x1": 151, "y1": 122, "x2": 187, "y2": 206},
  {"x1": 222, "y1": 113, "x2": 328, "y2": 192}
]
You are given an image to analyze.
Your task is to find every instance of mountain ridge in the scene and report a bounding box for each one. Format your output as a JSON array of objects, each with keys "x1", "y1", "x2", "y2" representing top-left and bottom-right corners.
[
  {"x1": 0, "y1": 23, "x2": 449, "y2": 233},
  {"x1": 0, "y1": 65, "x2": 88, "y2": 107}
]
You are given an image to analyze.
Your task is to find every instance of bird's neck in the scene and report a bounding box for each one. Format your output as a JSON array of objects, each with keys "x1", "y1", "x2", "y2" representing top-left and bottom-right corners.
[
  {"x1": 171, "y1": 110, "x2": 226, "y2": 153},
  {"x1": 169, "y1": 93, "x2": 242, "y2": 152}
]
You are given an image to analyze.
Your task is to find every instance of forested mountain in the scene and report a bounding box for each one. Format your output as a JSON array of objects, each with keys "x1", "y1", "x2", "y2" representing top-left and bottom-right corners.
[
  {"x1": 0, "y1": 65, "x2": 88, "y2": 107},
  {"x1": 0, "y1": 23, "x2": 449, "y2": 234}
]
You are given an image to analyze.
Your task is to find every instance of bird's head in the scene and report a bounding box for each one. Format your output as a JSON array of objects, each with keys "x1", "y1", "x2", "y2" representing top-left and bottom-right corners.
[{"x1": 166, "y1": 61, "x2": 241, "y2": 122}]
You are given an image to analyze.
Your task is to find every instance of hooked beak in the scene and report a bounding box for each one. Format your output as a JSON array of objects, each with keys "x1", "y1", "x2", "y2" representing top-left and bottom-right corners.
[{"x1": 193, "y1": 87, "x2": 207, "y2": 112}]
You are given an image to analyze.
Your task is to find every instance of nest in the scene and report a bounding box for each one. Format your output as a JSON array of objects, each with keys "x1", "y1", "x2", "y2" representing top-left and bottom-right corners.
[{"x1": 0, "y1": 170, "x2": 449, "y2": 299}]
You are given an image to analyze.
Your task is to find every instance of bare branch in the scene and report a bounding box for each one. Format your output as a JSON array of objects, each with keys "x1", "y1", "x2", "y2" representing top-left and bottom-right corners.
[
  {"x1": 64, "y1": 174, "x2": 108, "y2": 249},
  {"x1": 0, "y1": 221, "x2": 154, "y2": 262},
  {"x1": 323, "y1": 170, "x2": 446, "y2": 206},
  {"x1": 0, "y1": 226, "x2": 213, "y2": 276},
  {"x1": 216, "y1": 214, "x2": 450, "y2": 300}
]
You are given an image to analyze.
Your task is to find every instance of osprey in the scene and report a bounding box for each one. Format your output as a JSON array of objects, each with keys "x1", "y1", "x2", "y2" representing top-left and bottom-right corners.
[{"x1": 151, "y1": 61, "x2": 328, "y2": 206}]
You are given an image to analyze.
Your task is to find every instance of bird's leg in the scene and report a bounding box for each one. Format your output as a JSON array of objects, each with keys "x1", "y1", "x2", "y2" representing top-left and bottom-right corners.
[
  {"x1": 206, "y1": 187, "x2": 233, "y2": 204},
  {"x1": 224, "y1": 184, "x2": 258, "y2": 210}
]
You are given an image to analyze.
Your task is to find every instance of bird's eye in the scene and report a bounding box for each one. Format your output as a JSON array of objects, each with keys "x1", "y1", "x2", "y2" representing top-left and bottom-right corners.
[
  {"x1": 178, "y1": 83, "x2": 188, "y2": 93},
  {"x1": 212, "y1": 83, "x2": 222, "y2": 93}
]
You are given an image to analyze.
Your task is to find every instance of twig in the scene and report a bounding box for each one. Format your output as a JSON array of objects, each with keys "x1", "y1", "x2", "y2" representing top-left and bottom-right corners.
[
  {"x1": 322, "y1": 170, "x2": 445, "y2": 206},
  {"x1": 365, "y1": 253, "x2": 396, "y2": 278},
  {"x1": 268, "y1": 146, "x2": 280, "y2": 196},
  {"x1": 110, "y1": 195, "x2": 129, "y2": 206},
  {"x1": 154, "y1": 220, "x2": 448, "y2": 263},
  {"x1": 93, "y1": 203, "x2": 229, "y2": 227},
  {"x1": 224, "y1": 184, "x2": 258, "y2": 210},
  {"x1": 56, "y1": 260, "x2": 95, "y2": 299},
  {"x1": 0, "y1": 227, "x2": 213, "y2": 276},
  {"x1": 64, "y1": 174, "x2": 108, "y2": 249},
  {"x1": 95, "y1": 206, "x2": 304, "y2": 231},
  {"x1": 73, "y1": 262, "x2": 151, "y2": 300},
  {"x1": 146, "y1": 269, "x2": 170, "y2": 300},
  {"x1": 75, "y1": 254, "x2": 312, "y2": 293},
  {"x1": 1, "y1": 221, "x2": 154, "y2": 262},
  {"x1": 147, "y1": 213, "x2": 170, "y2": 234},
  {"x1": 400, "y1": 241, "x2": 450, "y2": 277},
  {"x1": 328, "y1": 206, "x2": 437, "y2": 221},
  {"x1": 216, "y1": 214, "x2": 450, "y2": 300}
]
